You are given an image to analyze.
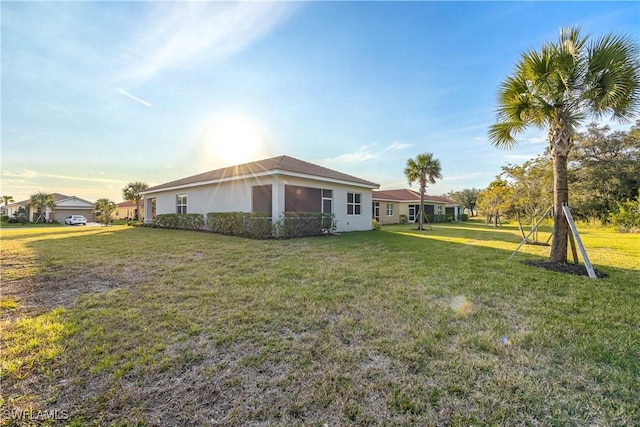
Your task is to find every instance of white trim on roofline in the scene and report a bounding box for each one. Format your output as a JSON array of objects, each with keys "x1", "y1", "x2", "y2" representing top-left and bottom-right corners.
[
  {"x1": 142, "y1": 170, "x2": 379, "y2": 195},
  {"x1": 372, "y1": 197, "x2": 449, "y2": 204}
]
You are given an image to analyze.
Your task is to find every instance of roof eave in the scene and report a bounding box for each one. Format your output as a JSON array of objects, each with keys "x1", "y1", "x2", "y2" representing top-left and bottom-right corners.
[{"x1": 142, "y1": 170, "x2": 379, "y2": 195}]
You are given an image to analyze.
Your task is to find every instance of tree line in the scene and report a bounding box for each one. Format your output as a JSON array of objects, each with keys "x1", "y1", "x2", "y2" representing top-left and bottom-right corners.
[{"x1": 447, "y1": 120, "x2": 640, "y2": 233}]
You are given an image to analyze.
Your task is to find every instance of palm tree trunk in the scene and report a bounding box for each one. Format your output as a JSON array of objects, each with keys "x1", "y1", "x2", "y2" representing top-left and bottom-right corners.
[
  {"x1": 550, "y1": 152, "x2": 569, "y2": 262},
  {"x1": 418, "y1": 188, "x2": 425, "y2": 230}
]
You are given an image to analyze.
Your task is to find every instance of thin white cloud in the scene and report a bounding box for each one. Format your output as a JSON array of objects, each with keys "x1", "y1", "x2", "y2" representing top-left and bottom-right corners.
[
  {"x1": 2, "y1": 169, "x2": 123, "y2": 184},
  {"x1": 317, "y1": 141, "x2": 414, "y2": 164},
  {"x1": 503, "y1": 154, "x2": 538, "y2": 161},
  {"x1": 3, "y1": 169, "x2": 39, "y2": 178},
  {"x1": 520, "y1": 136, "x2": 546, "y2": 144},
  {"x1": 119, "y1": 2, "x2": 298, "y2": 84},
  {"x1": 116, "y1": 88, "x2": 152, "y2": 107},
  {"x1": 444, "y1": 172, "x2": 492, "y2": 182}
]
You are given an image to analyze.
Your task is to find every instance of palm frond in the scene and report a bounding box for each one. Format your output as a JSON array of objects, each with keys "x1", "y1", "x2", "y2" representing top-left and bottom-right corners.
[{"x1": 584, "y1": 33, "x2": 640, "y2": 121}]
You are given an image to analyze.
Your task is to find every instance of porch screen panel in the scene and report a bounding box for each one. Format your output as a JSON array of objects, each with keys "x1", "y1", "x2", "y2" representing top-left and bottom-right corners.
[
  {"x1": 285, "y1": 185, "x2": 321, "y2": 212},
  {"x1": 424, "y1": 205, "x2": 435, "y2": 214},
  {"x1": 252, "y1": 185, "x2": 272, "y2": 214}
]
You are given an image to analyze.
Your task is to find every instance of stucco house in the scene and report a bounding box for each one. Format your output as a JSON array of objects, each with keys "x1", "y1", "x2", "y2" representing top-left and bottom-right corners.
[
  {"x1": 114, "y1": 201, "x2": 144, "y2": 220},
  {"x1": 372, "y1": 189, "x2": 462, "y2": 225},
  {"x1": 141, "y1": 155, "x2": 380, "y2": 232},
  {"x1": 4, "y1": 193, "x2": 95, "y2": 223}
]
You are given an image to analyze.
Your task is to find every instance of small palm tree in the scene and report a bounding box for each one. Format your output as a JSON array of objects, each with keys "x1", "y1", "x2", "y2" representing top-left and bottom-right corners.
[
  {"x1": 122, "y1": 182, "x2": 149, "y2": 221},
  {"x1": 95, "y1": 198, "x2": 117, "y2": 226},
  {"x1": 404, "y1": 153, "x2": 443, "y2": 230},
  {"x1": 1, "y1": 195, "x2": 15, "y2": 206},
  {"x1": 30, "y1": 192, "x2": 56, "y2": 223},
  {"x1": 488, "y1": 27, "x2": 640, "y2": 263}
]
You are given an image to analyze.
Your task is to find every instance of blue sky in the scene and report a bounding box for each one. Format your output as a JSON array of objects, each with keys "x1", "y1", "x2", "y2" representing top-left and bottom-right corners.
[{"x1": 2, "y1": 1, "x2": 639, "y2": 203}]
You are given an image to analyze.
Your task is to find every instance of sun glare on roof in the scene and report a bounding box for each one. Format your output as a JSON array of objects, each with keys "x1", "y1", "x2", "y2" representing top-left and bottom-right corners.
[{"x1": 202, "y1": 115, "x2": 265, "y2": 165}]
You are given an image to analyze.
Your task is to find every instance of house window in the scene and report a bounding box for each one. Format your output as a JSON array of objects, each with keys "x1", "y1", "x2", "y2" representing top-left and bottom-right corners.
[
  {"x1": 252, "y1": 185, "x2": 272, "y2": 214},
  {"x1": 347, "y1": 192, "x2": 361, "y2": 215},
  {"x1": 372, "y1": 202, "x2": 380, "y2": 221},
  {"x1": 408, "y1": 205, "x2": 418, "y2": 222},
  {"x1": 285, "y1": 185, "x2": 321, "y2": 212},
  {"x1": 386, "y1": 203, "x2": 394, "y2": 216},
  {"x1": 322, "y1": 189, "x2": 333, "y2": 214},
  {"x1": 176, "y1": 194, "x2": 187, "y2": 214},
  {"x1": 436, "y1": 205, "x2": 443, "y2": 215}
]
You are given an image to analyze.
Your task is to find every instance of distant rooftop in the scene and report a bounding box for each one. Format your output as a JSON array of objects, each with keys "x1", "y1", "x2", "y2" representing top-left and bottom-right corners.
[{"x1": 373, "y1": 189, "x2": 457, "y2": 205}]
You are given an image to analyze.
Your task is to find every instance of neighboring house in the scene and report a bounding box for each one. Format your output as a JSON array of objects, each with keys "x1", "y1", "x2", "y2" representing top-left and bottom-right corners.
[
  {"x1": 372, "y1": 189, "x2": 462, "y2": 225},
  {"x1": 114, "y1": 201, "x2": 144, "y2": 220},
  {"x1": 4, "y1": 193, "x2": 95, "y2": 223},
  {"x1": 141, "y1": 155, "x2": 380, "y2": 232}
]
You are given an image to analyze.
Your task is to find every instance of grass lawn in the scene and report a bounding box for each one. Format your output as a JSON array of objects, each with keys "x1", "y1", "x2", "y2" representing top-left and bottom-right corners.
[{"x1": 1, "y1": 220, "x2": 639, "y2": 425}]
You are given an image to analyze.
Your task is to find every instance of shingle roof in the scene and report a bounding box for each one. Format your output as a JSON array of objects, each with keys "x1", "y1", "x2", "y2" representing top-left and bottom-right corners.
[
  {"x1": 144, "y1": 155, "x2": 379, "y2": 193},
  {"x1": 117, "y1": 201, "x2": 137, "y2": 208},
  {"x1": 9, "y1": 193, "x2": 71, "y2": 206},
  {"x1": 373, "y1": 189, "x2": 457, "y2": 205}
]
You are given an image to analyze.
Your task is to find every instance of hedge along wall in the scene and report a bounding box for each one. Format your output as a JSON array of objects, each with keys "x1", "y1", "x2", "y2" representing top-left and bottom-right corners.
[
  {"x1": 154, "y1": 213, "x2": 205, "y2": 230},
  {"x1": 206, "y1": 211, "x2": 336, "y2": 239},
  {"x1": 277, "y1": 212, "x2": 336, "y2": 238},
  {"x1": 154, "y1": 211, "x2": 337, "y2": 239},
  {"x1": 206, "y1": 212, "x2": 273, "y2": 239}
]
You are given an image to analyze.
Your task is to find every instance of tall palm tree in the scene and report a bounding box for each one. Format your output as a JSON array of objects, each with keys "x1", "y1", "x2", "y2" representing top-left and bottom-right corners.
[
  {"x1": 404, "y1": 153, "x2": 443, "y2": 230},
  {"x1": 30, "y1": 192, "x2": 56, "y2": 223},
  {"x1": 122, "y1": 181, "x2": 149, "y2": 221},
  {"x1": 488, "y1": 27, "x2": 640, "y2": 263},
  {"x1": 1, "y1": 195, "x2": 14, "y2": 215}
]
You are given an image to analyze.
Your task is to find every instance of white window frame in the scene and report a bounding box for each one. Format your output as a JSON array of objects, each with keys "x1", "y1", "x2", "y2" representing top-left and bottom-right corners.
[
  {"x1": 322, "y1": 189, "x2": 333, "y2": 214},
  {"x1": 176, "y1": 194, "x2": 187, "y2": 214},
  {"x1": 347, "y1": 192, "x2": 361, "y2": 215},
  {"x1": 386, "y1": 203, "x2": 394, "y2": 216}
]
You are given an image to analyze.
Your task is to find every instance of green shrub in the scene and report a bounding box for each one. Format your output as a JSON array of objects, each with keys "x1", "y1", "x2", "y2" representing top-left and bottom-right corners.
[
  {"x1": 399, "y1": 214, "x2": 408, "y2": 224},
  {"x1": 1, "y1": 215, "x2": 9, "y2": 222},
  {"x1": 154, "y1": 214, "x2": 205, "y2": 230},
  {"x1": 608, "y1": 196, "x2": 639, "y2": 232},
  {"x1": 8, "y1": 207, "x2": 28, "y2": 224},
  {"x1": 460, "y1": 214, "x2": 469, "y2": 221},
  {"x1": 206, "y1": 212, "x2": 272, "y2": 239},
  {"x1": 371, "y1": 218, "x2": 381, "y2": 230},
  {"x1": 276, "y1": 212, "x2": 336, "y2": 238},
  {"x1": 424, "y1": 214, "x2": 450, "y2": 223}
]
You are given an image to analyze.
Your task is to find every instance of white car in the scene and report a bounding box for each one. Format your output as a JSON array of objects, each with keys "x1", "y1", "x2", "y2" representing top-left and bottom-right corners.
[{"x1": 65, "y1": 215, "x2": 87, "y2": 225}]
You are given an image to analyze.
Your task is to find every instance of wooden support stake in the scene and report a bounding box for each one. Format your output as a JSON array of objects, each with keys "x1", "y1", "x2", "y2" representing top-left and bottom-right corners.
[
  {"x1": 568, "y1": 231, "x2": 579, "y2": 265},
  {"x1": 562, "y1": 206, "x2": 597, "y2": 279}
]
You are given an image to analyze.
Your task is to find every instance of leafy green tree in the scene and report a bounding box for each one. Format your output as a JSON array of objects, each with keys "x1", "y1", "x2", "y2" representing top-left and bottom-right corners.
[
  {"x1": 95, "y1": 198, "x2": 117, "y2": 227},
  {"x1": 404, "y1": 153, "x2": 443, "y2": 230},
  {"x1": 488, "y1": 27, "x2": 640, "y2": 262},
  {"x1": 445, "y1": 188, "x2": 481, "y2": 217},
  {"x1": 608, "y1": 191, "x2": 639, "y2": 231},
  {"x1": 477, "y1": 179, "x2": 513, "y2": 228},
  {"x1": 10, "y1": 206, "x2": 28, "y2": 224},
  {"x1": 501, "y1": 155, "x2": 553, "y2": 241},
  {"x1": 569, "y1": 122, "x2": 640, "y2": 220},
  {"x1": 30, "y1": 192, "x2": 56, "y2": 223},
  {"x1": 122, "y1": 182, "x2": 149, "y2": 221}
]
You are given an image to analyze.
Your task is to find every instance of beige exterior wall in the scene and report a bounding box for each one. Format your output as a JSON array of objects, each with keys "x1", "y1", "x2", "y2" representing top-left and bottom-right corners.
[
  {"x1": 114, "y1": 205, "x2": 144, "y2": 220},
  {"x1": 373, "y1": 201, "x2": 400, "y2": 225}
]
